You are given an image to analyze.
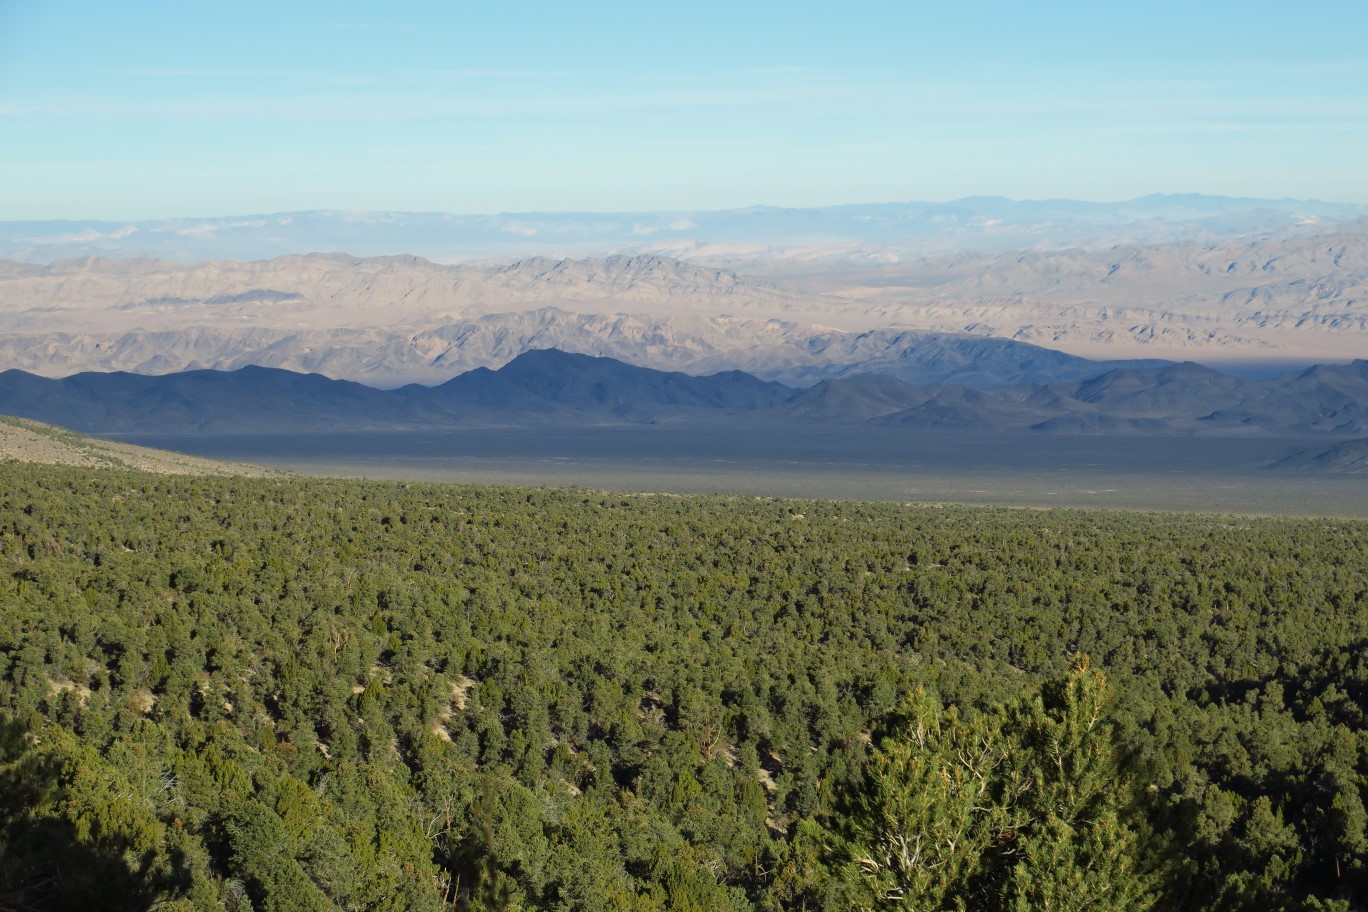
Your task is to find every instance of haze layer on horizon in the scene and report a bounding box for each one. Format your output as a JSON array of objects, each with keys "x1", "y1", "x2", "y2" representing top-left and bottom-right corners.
[{"x1": 3, "y1": 0, "x2": 1366, "y2": 221}]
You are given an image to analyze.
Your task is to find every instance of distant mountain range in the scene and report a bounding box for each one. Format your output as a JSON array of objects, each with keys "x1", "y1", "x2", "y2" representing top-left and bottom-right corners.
[
  {"x1": 793, "y1": 360, "x2": 1368, "y2": 435},
  {"x1": 3, "y1": 349, "x2": 1365, "y2": 439},
  {"x1": 0, "y1": 252, "x2": 1182, "y2": 387},
  {"x1": 3, "y1": 236, "x2": 1365, "y2": 385},
  {"x1": 4, "y1": 195, "x2": 1367, "y2": 264}
]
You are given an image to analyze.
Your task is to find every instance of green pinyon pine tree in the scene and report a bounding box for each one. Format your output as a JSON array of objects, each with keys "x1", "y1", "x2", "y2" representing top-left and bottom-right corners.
[
  {"x1": 999, "y1": 661, "x2": 1155, "y2": 911},
  {"x1": 836, "y1": 689, "x2": 1019, "y2": 910},
  {"x1": 836, "y1": 664, "x2": 1155, "y2": 912}
]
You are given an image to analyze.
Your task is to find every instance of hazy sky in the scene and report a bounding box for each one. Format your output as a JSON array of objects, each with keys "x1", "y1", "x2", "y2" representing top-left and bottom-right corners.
[{"x1": 2, "y1": 0, "x2": 1365, "y2": 219}]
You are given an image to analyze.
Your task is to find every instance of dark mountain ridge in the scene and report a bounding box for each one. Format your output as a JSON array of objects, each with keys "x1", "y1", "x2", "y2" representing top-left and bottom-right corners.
[
  {"x1": 0, "y1": 351, "x2": 797, "y2": 433},
  {"x1": 1, "y1": 350, "x2": 1365, "y2": 438},
  {"x1": 422, "y1": 349, "x2": 793, "y2": 422}
]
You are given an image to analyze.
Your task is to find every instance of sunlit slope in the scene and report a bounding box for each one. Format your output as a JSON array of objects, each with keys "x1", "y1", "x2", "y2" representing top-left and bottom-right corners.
[{"x1": 0, "y1": 414, "x2": 284, "y2": 476}]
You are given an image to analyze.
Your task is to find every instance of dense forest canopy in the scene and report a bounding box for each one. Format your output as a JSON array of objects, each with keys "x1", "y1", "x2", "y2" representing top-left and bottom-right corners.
[{"x1": 1, "y1": 464, "x2": 1366, "y2": 910}]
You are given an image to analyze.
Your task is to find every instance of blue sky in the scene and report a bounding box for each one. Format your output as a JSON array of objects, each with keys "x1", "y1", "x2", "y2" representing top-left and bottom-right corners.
[{"x1": 1, "y1": 0, "x2": 1365, "y2": 219}]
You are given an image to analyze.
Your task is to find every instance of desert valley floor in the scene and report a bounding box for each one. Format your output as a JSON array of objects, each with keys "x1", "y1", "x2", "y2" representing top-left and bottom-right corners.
[{"x1": 116, "y1": 421, "x2": 1368, "y2": 517}]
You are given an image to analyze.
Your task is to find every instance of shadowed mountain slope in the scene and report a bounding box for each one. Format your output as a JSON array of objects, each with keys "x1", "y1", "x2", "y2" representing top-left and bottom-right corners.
[
  {"x1": 428, "y1": 348, "x2": 791, "y2": 417},
  {"x1": 0, "y1": 351, "x2": 799, "y2": 433},
  {"x1": 782, "y1": 359, "x2": 1368, "y2": 435},
  {"x1": 0, "y1": 351, "x2": 1364, "y2": 438},
  {"x1": 1272, "y1": 438, "x2": 1368, "y2": 473}
]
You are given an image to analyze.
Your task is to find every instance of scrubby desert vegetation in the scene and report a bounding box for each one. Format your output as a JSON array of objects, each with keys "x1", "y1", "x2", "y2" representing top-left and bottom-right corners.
[{"x1": 2, "y1": 464, "x2": 1366, "y2": 910}]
